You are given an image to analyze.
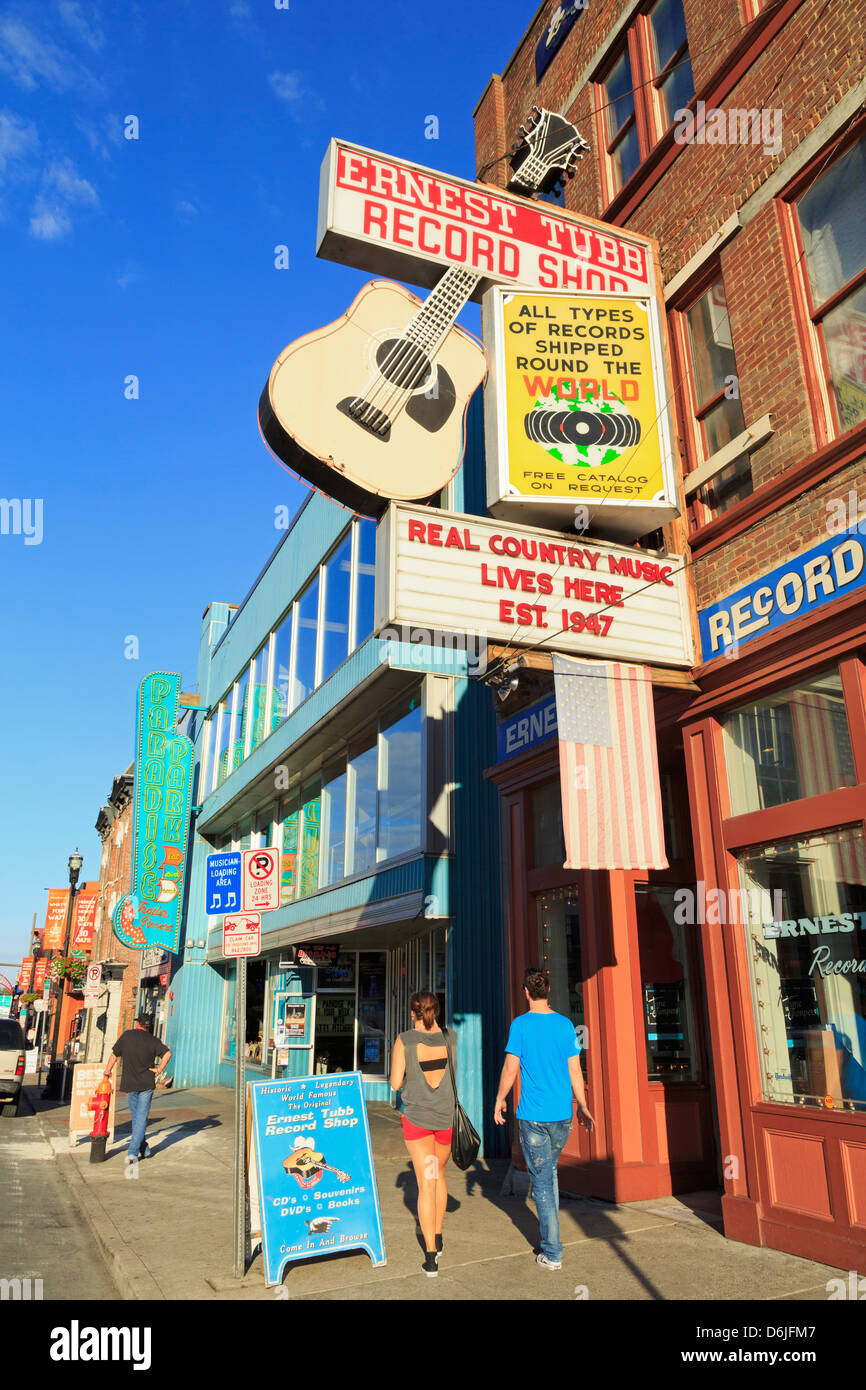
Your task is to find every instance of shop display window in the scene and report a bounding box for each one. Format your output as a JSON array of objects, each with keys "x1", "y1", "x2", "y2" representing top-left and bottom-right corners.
[
  {"x1": 377, "y1": 692, "x2": 423, "y2": 862},
  {"x1": 221, "y1": 965, "x2": 236, "y2": 1060},
  {"x1": 636, "y1": 884, "x2": 697, "y2": 1082},
  {"x1": 536, "y1": 887, "x2": 585, "y2": 1070},
  {"x1": 532, "y1": 779, "x2": 565, "y2": 867},
  {"x1": 722, "y1": 669, "x2": 855, "y2": 817},
  {"x1": 358, "y1": 953, "x2": 387, "y2": 1076},
  {"x1": 738, "y1": 825, "x2": 866, "y2": 1111}
]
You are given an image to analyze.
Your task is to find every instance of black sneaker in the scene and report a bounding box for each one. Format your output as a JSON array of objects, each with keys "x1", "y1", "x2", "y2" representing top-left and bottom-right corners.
[
  {"x1": 422, "y1": 1252, "x2": 438, "y2": 1278},
  {"x1": 435, "y1": 1234, "x2": 443, "y2": 1254}
]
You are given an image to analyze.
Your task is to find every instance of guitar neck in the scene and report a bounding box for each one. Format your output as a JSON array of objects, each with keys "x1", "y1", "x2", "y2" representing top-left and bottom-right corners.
[{"x1": 404, "y1": 265, "x2": 481, "y2": 358}]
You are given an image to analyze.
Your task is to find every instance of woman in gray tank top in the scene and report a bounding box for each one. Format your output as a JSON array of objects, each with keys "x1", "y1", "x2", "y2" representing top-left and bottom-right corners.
[{"x1": 390, "y1": 990, "x2": 456, "y2": 1277}]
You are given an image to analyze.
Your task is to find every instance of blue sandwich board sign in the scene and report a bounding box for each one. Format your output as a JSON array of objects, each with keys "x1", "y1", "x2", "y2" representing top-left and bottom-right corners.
[
  {"x1": 249, "y1": 1072, "x2": 386, "y2": 1286},
  {"x1": 206, "y1": 851, "x2": 241, "y2": 914}
]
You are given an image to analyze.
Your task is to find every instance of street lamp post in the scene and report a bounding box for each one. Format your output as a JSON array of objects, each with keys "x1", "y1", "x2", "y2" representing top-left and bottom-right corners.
[{"x1": 42, "y1": 850, "x2": 84, "y2": 1100}]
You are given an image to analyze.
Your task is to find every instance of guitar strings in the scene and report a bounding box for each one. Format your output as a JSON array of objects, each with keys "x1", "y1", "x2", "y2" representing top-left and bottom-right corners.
[
  {"x1": 350, "y1": 266, "x2": 478, "y2": 432},
  {"x1": 351, "y1": 267, "x2": 472, "y2": 428},
  {"x1": 350, "y1": 120, "x2": 581, "y2": 432}
]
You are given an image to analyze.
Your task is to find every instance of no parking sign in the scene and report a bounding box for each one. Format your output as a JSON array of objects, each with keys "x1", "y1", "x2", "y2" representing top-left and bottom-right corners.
[{"x1": 242, "y1": 847, "x2": 280, "y2": 912}]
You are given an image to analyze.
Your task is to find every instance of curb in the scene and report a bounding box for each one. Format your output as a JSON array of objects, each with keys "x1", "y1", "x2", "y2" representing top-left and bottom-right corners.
[{"x1": 36, "y1": 1110, "x2": 165, "y2": 1302}]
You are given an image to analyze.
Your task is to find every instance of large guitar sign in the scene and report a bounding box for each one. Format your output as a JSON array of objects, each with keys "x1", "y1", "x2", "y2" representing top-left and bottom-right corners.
[{"x1": 259, "y1": 111, "x2": 591, "y2": 517}]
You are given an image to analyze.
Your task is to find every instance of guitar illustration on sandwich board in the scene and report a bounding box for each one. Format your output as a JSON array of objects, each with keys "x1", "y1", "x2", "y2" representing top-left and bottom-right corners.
[{"x1": 258, "y1": 110, "x2": 590, "y2": 518}]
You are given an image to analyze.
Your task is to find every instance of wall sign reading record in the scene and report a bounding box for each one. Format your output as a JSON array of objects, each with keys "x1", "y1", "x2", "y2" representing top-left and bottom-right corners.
[{"x1": 699, "y1": 527, "x2": 866, "y2": 662}]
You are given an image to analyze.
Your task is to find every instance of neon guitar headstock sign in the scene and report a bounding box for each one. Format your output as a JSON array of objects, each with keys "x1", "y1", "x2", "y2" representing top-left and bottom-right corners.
[{"x1": 259, "y1": 111, "x2": 596, "y2": 518}]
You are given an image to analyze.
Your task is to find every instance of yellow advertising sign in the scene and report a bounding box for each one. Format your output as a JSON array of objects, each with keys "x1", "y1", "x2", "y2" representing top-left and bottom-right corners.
[{"x1": 501, "y1": 291, "x2": 665, "y2": 502}]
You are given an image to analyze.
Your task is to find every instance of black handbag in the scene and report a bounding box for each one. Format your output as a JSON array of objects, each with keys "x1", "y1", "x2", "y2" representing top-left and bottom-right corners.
[{"x1": 443, "y1": 1028, "x2": 480, "y2": 1170}]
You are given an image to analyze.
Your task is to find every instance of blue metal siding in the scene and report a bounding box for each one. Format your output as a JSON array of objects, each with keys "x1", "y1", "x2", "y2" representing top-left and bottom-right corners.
[{"x1": 449, "y1": 673, "x2": 506, "y2": 1157}]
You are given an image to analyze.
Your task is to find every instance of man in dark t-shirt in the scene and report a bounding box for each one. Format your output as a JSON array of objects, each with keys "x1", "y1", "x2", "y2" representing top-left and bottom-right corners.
[{"x1": 104, "y1": 1015, "x2": 171, "y2": 1163}]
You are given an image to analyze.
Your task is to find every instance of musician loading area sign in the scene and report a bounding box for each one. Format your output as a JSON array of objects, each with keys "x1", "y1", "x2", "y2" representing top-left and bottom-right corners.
[
  {"x1": 483, "y1": 288, "x2": 678, "y2": 537},
  {"x1": 249, "y1": 1073, "x2": 386, "y2": 1286}
]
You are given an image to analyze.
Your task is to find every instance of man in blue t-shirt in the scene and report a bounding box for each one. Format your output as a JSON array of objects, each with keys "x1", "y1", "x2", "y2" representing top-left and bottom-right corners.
[{"x1": 494, "y1": 966, "x2": 594, "y2": 1270}]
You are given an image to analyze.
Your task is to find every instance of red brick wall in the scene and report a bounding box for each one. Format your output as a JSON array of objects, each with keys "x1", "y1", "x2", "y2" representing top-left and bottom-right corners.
[
  {"x1": 474, "y1": 0, "x2": 866, "y2": 613},
  {"x1": 93, "y1": 800, "x2": 139, "y2": 1035}
]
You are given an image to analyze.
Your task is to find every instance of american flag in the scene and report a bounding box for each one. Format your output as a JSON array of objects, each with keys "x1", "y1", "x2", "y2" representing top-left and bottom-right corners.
[{"x1": 552, "y1": 654, "x2": 668, "y2": 870}]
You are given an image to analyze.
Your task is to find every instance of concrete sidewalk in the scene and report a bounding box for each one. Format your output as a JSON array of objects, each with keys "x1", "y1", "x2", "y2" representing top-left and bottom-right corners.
[{"x1": 26, "y1": 1081, "x2": 842, "y2": 1301}]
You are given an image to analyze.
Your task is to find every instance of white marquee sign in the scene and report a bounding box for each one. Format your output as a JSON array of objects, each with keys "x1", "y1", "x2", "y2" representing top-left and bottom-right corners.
[{"x1": 375, "y1": 503, "x2": 693, "y2": 668}]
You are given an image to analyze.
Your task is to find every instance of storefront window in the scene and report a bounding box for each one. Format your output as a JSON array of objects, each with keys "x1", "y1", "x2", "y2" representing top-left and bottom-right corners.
[
  {"x1": 532, "y1": 779, "x2": 565, "y2": 867},
  {"x1": 354, "y1": 518, "x2": 376, "y2": 649},
  {"x1": 320, "y1": 762, "x2": 348, "y2": 887},
  {"x1": 636, "y1": 885, "x2": 697, "y2": 1081},
  {"x1": 294, "y1": 575, "x2": 320, "y2": 707},
  {"x1": 245, "y1": 960, "x2": 267, "y2": 1062},
  {"x1": 358, "y1": 953, "x2": 387, "y2": 1075},
  {"x1": 739, "y1": 825, "x2": 866, "y2": 1111},
  {"x1": 347, "y1": 729, "x2": 377, "y2": 876},
  {"x1": 320, "y1": 534, "x2": 352, "y2": 683},
  {"x1": 299, "y1": 781, "x2": 321, "y2": 895},
  {"x1": 272, "y1": 608, "x2": 292, "y2": 730},
  {"x1": 221, "y1": 965, "x2": 236, "y2": 1059},
  {"x1": 377, "y1": 692, "x2": 423, "y2": 862},
  {"x1": 722, "y1": 669, "x2": 855, "y2": 816},
  {"x1": 315, "y1": 951, "x2": 356, "y2": 1074},
  {"x1": 537, "y1": 887, "x2": 585, "y2": 1068},
  {"x1": 279, "y1": 796, "x2": 299, "y2": 905}
]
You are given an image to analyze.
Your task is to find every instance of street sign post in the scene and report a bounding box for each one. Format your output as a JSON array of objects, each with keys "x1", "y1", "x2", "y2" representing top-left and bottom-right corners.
[
  {"x1": 222, "y1": 914, "x2": 262, "y2": 959},
  {"x1": 83, "y1": 964, "x2": 102, "y2": 1009},
  {"x1": 206, "y1": 851, "x2": 241, "y2": 915},
  {"x1": 222, "y1": 913, "x2": 261, "y2": 1279},
  {"x1": 241, "y1": 848, "x2": 280, "y2": 913}
]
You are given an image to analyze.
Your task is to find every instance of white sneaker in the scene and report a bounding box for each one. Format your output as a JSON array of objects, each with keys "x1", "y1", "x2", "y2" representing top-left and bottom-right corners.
[{"x1": 536, "y1": 1253, "x2": 562, "y2": 1270}]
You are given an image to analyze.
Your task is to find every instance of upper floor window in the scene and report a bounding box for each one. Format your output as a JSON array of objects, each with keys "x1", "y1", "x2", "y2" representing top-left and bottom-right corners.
[
  {"x1": 601, "y1": 47, "x2": 640, "y2": 196},
  {"x1": 204, "y1": 517, "x2": 378, "y2": 794},
  {"x1": 646, "y1": 0, "x2": 693, "y2": 131},
  {"x1": 672, "y1": 272, "x2": 755, "y2": 527},
  {"x1": 593, "y1": 0, "x2": 694, "y2": 205},
  {"x1": 794, "y1": 133, "x2": 866, "y2": 435},
  {"x1": 683, "y1": 277, "x2": 752, "y2": 515}
]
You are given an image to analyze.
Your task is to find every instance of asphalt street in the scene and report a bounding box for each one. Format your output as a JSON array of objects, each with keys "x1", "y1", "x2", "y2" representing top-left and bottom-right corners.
[{"x1": 0, "y1": 1097, "x2": 119, "y2": 1301}]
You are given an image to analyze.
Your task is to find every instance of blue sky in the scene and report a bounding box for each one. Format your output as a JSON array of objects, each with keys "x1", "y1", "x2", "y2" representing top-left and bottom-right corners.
[{"x1": 0, "y1": 0, "x2": 535, "y2": 967}]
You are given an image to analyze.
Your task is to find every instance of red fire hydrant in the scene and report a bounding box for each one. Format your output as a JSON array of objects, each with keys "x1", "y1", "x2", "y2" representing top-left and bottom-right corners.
[{"x1": 88, "y1": 1078, "x2": 111, "y2": 1164}]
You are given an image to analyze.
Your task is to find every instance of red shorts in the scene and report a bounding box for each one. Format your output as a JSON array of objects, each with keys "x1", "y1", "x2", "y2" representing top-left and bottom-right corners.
[{"x1": 401, "y1": 1115, "x2": 453, "y2": 1145}]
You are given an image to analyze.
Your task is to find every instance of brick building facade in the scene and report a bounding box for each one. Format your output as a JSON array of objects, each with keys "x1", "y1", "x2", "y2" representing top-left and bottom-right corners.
[
  {"x1": 476, "y1": 0, "x2": 866, "y2": 1270},
  {"x1": 81, "y1": 765, "x2": 140, "y2": 1065}
]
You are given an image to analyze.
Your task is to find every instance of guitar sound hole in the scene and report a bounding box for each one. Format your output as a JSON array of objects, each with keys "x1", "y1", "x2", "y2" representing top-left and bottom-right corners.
[{"x1": 374, "y1": 338, "x2": 432, "y2": 392}]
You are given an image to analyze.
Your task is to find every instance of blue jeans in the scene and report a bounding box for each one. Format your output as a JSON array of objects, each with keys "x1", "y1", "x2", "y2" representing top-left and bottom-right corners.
[
  {"x1": 126, "y1": 1089, "x2": 155, "y2": 1158},
  {"x1": 518, "y1": 1118, "x2": 572, "y2": 1262}
]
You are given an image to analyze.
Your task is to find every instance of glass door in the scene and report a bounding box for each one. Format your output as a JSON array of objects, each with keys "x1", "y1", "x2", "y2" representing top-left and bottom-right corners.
[{"x1": 536, "y1": 887, "x2": 586, "y2": 1071}]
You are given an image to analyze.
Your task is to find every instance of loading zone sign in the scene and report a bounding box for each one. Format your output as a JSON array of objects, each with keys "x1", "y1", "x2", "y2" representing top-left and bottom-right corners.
[{"x1": 242, "y1": 848, "x2": 280, "y2": 912}]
